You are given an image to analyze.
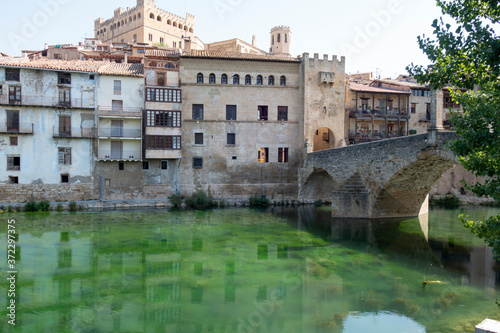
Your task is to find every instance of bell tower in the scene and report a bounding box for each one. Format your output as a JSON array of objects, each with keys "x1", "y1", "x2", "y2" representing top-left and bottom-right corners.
[{"x1": 270, "y1": 26, "x2": 291, "y2": 57}]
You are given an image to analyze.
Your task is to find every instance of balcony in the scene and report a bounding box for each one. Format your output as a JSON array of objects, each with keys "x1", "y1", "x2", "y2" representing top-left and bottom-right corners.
[
  {"x1": 98, "y1": 128, "x2": 141, "y2": 138},
  {"x1": 98, "y1": 106, "x2": 142, "y2": 118},
  {"x1": 53, "y1": 126, "x2": 96, "y2": 139},
  {"x1": 0, "y1": 95, "x2": 93, "y2": 109},
  {"x1": 349, "y1": 108, "x2": 409, "y2": 117},
  {"x1": 145, "y1": 149, "x2": 182, "y2": 160},
  {"x1": 348, "y1": 131, "x2": 407, "y2": 144},
  {"x1": 98, "y1": 150, "x2": 142, "y2": 161},
  {"x1": 0, "y1": 123, "x2": 34, "y2": 134}
]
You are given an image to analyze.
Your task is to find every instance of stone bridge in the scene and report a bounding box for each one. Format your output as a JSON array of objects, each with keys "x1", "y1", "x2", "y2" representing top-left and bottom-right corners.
[{"x1": 299, "y1": 131, "x2": 459, "y2": 218}]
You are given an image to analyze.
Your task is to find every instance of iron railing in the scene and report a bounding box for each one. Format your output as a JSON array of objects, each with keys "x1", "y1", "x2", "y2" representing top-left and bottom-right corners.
[
  {"x1": 53, "y1": 126, "x2": 96, "y2": 138},
  {"x1": 0, "y1": 95, "x2": 94, "y2": 108}
]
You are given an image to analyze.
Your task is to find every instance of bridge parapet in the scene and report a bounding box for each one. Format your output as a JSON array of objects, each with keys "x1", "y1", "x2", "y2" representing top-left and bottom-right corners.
[{"x1": 300, "y1": 132, "x2": 459, "y2": 218}]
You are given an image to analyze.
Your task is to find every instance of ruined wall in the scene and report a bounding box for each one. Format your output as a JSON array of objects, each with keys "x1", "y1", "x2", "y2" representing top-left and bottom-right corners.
[
  {"x1": 178, "y1": 57, "x2": 302, "y2": 199},
  {"x1": 301, "y1": 53, "x2": 346, "y2": 152}
]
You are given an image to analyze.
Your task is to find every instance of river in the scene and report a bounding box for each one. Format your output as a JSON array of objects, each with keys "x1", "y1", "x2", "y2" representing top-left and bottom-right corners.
[{"x1": 1, "y1": 206, "x2": 499, "y2": 332}]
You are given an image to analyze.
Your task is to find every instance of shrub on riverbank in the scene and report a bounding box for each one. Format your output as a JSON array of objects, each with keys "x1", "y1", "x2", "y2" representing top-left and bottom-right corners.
[
  {"x1": 25, "y1": 201, "x2": 51, "y2": 212},
  {"x1": 249, "y1": 195, "x2": 270, "y2": 207},
  {"x1": 430, "y1": 195, "x2": 461, "y2": 208},
  {"x1": 169, "y1": 194, "x2": 182, "y2": 208},
  {"x1": 185, "y1": 191, "x2": 217, "y2": 210}
]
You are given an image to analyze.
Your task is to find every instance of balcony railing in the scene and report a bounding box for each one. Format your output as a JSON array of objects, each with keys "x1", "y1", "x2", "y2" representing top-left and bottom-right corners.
[
  {"x1": 98, "y1": 106, "x2": 142, "y2": 118},
  {"x1": 98, "y1": 128, "x2": 141, "y2": 138},
  {"x1": 98, "y1": 150, "x2": 141, "y2": 161},
  {"x1": 53, "y1": 126, "x2": 96, "y2": 138},
  {"x1": 0, "y1": 123, "x2": 34, "y2": 134},
  {"x1": 349, "y1": 108, "x2": 409, "y2": 116},
  {"x1": 0, "y1": 95, "x2": 93, "y2": 109},
  {"x1": 349, "y1": 131, "x2": 407, "y2": 142}
]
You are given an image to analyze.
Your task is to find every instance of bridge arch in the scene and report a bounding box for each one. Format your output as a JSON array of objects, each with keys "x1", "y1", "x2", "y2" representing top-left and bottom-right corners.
[{"x1": 300, "y1": 168, "x2": 336, "y2": 201}]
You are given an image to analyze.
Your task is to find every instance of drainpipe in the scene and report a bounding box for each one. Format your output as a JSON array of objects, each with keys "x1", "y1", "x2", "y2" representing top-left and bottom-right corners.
[{"x1": 99, "y1": 174, "x2": 103, "y2": 201}]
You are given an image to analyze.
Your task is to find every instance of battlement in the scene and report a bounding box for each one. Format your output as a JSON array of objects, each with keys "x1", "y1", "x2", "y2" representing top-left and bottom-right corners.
[
  {"x1": 302, "y1": 52, "x2": 346, "y2": 65},
  {"x1": 150, "y1": 7, "x2": 194, "y2": 23},
  {"x1": 95, "y1": 5, "x2": 139, "y2": 28},
  {"x1": 271, "y1": 26, "x2": 290, "y2": 32}
]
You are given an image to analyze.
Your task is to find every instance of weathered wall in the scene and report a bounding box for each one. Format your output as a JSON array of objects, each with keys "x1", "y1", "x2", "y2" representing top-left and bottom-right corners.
[
  {"x1": 178, "y1": 57, "x2": 302, "y2": 199},
  {"x1": 301, "y1": 53, "x2": 346, "y2": 152},
  {"x1": 0, "y1": 184, "x2": 95, "y2": 203}
]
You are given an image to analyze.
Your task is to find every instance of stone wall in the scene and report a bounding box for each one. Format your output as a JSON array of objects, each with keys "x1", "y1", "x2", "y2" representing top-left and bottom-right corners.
[{"x1": 0, "y1": 184, "x2": 96, "y2": 203}]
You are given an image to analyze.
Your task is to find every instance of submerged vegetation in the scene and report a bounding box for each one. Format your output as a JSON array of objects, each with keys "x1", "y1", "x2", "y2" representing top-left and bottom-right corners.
[
  {"x1": 249, "y1": 195, "x2": 270, "y2": 207},
  {"x1": 430, "y1": 195, "x2": 461, "y2": 208}
]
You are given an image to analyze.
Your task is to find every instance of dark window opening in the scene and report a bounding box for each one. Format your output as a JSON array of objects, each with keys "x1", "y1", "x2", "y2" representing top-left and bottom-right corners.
[
  {"x1": 143, "y1": 161, "x2": 150, "y2": 170},
  {"x1": 157, "y1": 72, "x2": 166, "y2": 86},
  {"x1": 9, "y1": 176, "x2": 18, "y2": 184},
  {"x1": 256, "y1": 75, "x2": 263, "y2": 85},
  {"x1": 258, "y1": 105, "x2": 268, "y2": 121},
  {"x1": 195, "y1": 133, "x2": 204, "y2": 145},
  {"x1": 161, "y1": 161, "x2": 168, "y2": 170},
  {"x1": 197, "y1": 73, "x2": 204, "y2": 84},
  {"x1": 278, "y1": 106, "x2": 288, "y2": 121},
  {"x1": 61, "y1": 174, "x2": 69, "y2": 183},
  {"x1": 280, "y1": 76, "x2": 286, "y2": 86},
  {"x1": 268, "y1": 76, "x2": 275, "y2": 86},
  {"x1": 245, "y1": 75, "x2": 251, "y2": 85},
  {"x1": 6, "y1": 69, "x2": 20, "y2": 82},
  {"x1": 233, "y1": 74, "x2": 240, "y2": 85},
  {"x1": 278, "y1": 148, "x2": 289, "y2": 163},
  {"x1": 7, "y1": 156, "x2": 20, "y2": 171},
  {"x1": 58, "y1": 72, "x2": 71, "y2": 85},
  {"x1": 227, "y1": 133, "x2": 236, "y2": 146},
  {"x1": 193, "y1": 157, "x2": 203, "y2": 169},
  {"x1": 209, "y1": 73, "x2": 216, "y2": 84},
  {"x1": 10, "y1": 137, "x2": 18, "y2": 146},
  {"x1": 226, "y1": 105, "x2": 237, "y2": 121},
  {"x1": 146, "y1": 136, "x2": 181, "y2": 150},
  {"x1": 7, "y1": 111, "x2": 19, "y2": 132},
  {"x1": 221, "y1": 74, "x2": 228, "y2": 84},
  {"x1": 58, "y1": 115, "x2": 71, "y2": 137},
  {"x1": 119, "y1": 162, "x2": 124, "y2": 171},
  {"x1": 232, "y1": 156, "x2": 237, "y2": 160},
  {"x1": 192, "y1": 104, "x2": 204, "y2": 120},
  {"x1": 59, "y1": 88, "x2": 71, "y2": 107},
  {"x1": 411, "y1": 103, "x2": 417, "y2": 114}
]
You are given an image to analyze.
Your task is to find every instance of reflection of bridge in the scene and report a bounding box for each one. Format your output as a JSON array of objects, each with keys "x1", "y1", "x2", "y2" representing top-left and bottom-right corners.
[{"x1": 300, "y1": 131, "x2": 459, "y2": 218}]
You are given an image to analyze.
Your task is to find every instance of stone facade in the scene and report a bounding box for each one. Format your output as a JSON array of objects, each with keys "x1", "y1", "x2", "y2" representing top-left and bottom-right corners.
[
  {"x1": 0, "y1": 184, "x2": 95, "y2": 203},
  {"x1": 94, "y1": 0, "x2": 195, "y2": 48}
]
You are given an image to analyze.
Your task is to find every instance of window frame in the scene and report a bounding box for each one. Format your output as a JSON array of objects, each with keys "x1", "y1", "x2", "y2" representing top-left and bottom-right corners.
[
  {"x1": 192, "y1": 104, "x2": 204, "y2": 120},
  {"x1": 268, "y1": 75, "x2": 275, "y2": 86},
  {"x1": 146, "y1": 88, "x2": 182, "y2": 103},
  {"x1": 233, "y1": 74, "x2": 240, "y2": 85},
  {"x1": 197, "y1": 73, "x2": 204, "y2": 84},
  {"x1": 58, "y1": 72, "x2": 71, "y2": 85},
  {"x1": 193, "y1": 157, "x2": 203, "y2": 169},
  {"x1": 256, "y1": 75, "x2": 263, "y2": 85},
  {"x1": 7, "y1": 156, "x2": 20, "y2": 171},
  {"x1": 258, "y1": 105, "x2": 268, "y2": 121},
  {"x1": 209, "y1": 73, "x2": 216, "y2": 84},
  {"x1": 5, "y1": 69, "x2": 20, "y2": 82},
  {"x1": 146, "y1": 136, "x2": 182, "y2": 150},
  {"x1": 278, "y1": 106, "x2": 288, "y2": 121},
  {"x1": 226, "y1": 105, "x2": 237, "y2": 121},
  {"x1": 114, "y1": 80, "x2": 122, "y2": 95},
  {"x1": 161, "y1": 160, "x2": 168, "y2": 170},
  {"x1": 9, "y1": 86, "x2": 21, "y2": 104},
  {"x1": 258, "y1": 148, "x2": 269, "y2": 163},
  {"x1": 280, "y1": 76, "x2": 287, "y2": 86},
  {"x1": 245, "y1": 75, "x2": 252, "y2": 85},
  {"x1": 278, "y1": 148, "x2": 289, "y2": 163},
  {"x1": 227, "y1": 133, "x2": 236, "y2": 146},
  {"x1": 58, "y1": 147, "x2": 72, "y2": 165},
  {"x1": 146, "y1": 110, "x2": 181, "y2": 127},
  {"x1": 194, "y1": 133, "x2": 204, "y2": 145},
  {"x1": 221, "y1": 74, "x2": 228, "y2": 84}
]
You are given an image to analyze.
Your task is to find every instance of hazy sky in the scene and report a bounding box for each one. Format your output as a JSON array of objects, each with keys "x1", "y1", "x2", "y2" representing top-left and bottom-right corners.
[{"x1": 0, "y1": 0, "x2": 445, "y2": 78}]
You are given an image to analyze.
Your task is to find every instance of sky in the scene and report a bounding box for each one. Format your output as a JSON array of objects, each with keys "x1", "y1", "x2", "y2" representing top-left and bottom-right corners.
[{"x1": 0, "y1": 0, "x2": 446, "y2": 78}]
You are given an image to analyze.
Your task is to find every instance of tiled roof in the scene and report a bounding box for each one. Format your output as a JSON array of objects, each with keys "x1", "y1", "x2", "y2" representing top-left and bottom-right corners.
[
  {"x1": 0, "y1": 57, "x2": 143, "y2": 77},
  {"x1": 349, "y1": 83, "x2": 411, "y2": 94},
  {"x1": 181, "y1": 50, "x2": 300, "y2": 63},
  {"x1": 145, "y1": 49, "x2": 181, "y2": 58},
  {"x1": 374, "y1": 79, "x2": 428, "y2": 89}
]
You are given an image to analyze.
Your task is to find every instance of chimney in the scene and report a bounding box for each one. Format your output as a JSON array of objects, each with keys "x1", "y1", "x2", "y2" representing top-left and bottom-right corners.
[
  {"x1": 124, "y1": 53, "x2": 128, "y2": 63},
  {"x1": 252, "y1": 35, "x2": 256, "y2": 46}
]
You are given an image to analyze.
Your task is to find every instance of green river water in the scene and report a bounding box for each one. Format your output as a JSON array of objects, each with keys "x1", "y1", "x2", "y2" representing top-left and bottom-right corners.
[{"x1": 1, "y1": 206, "x2": 500, "y2": 333}]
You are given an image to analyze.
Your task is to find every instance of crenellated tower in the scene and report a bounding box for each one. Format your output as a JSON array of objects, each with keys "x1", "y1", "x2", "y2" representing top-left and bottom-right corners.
[{"x1": 270, "y1": 26, "x2": 291, "y2": 57}]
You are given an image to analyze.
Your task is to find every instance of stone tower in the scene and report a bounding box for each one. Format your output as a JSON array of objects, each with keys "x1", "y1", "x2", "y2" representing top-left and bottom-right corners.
[
  {"x1": 137, "y1": 0, "x2": 155, "y2": 7},
  {"x1": 270, "y1": 26, "x2": 291, "y2": 57}
]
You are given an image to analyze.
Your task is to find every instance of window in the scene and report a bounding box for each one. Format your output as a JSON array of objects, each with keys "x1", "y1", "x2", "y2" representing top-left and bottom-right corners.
[
  {"x1": 280, "y1": 76, "x2": 287, "y2": 86},
  {"x1": 256, "y1": 75, "x2": 263, "y2": 85},
  {"x1": 9, "y1": 176, "x2": 18, "y2": 184},
  {"x1": 9, "y1": 86, "x2": 21, "y2": 104},
  {"x1": 209, "y1": 73, "x2": 216, "y2": 84},
  {"x1": 272, "y1": 35, "x2": 274, "y2": 45},
  {"x1": 157, "y1": 15, "x2": 162, "y2": 21},
  {"x1": 221, "y1": 74, "x2": 228, "y2": 84},
  {"x1": 146, "y1": 110, "x2": 181, "y2": 127},
  {"x1": 9, "y1": 137, "x2": 18, "y2": 146},
  {"x1": 258, "y1": 148, "x2": 269, "y2": 163},
  {"x1": 268, "y1": 75, "x2": 275, "y2": 86},
  {"x1": 161, "y1": 161, "x2": 168, "y2": 170},
  {"x1": 89, "y1": 74, "x2": 95, "y2": 80},
  {"x1": 59, "y1": 88, "x2": 71, "y2": 107},
  {"x1": 160, "y1": 37, "x2": 164, "y2": 44},
  {"x1": 7, "y1": 111, "x2": 19, "y2": 132},
  {"x1": 54, "y1": 53, "x2": 62, "y2": 59},
  {"x1": 197, "y1": 73, "x2": 204, "y2": 83},
  {"x1": 258, "y1": 105, "x2": 268, "y2": 121},
  {"x1": 227, "y1": 133, "x2": 235, "y2": 146},
  {"x1": 278, "y1": 106, "x2": 288, "y2": 121},
  {"x1": 411, "y1": 103, "x2": 417, "y2": 114},
  {"x1": 143, "y1": 161, "x2": 150, "y2": 170},
  {"x1": 5, "y1": 69, "x2": 20, "y2": 82},
  {"x1": 7, "y1": 156, "x2": 20, "y2": 171},
  {"x1": 233, "y1": 74, "x2": 240, "y2": 85},
  {"x1": 58, "y1": 148, "x2": 71, "y2": 165},
  {"x1": 114, "y1": 80, "x2": 121, "y2": 95},
  {"x1": 150, "y1": 13, "x2": 155, "y2": 19},
  {"x1": 426, "y1": 103, "x2": 431, "y2": 120},
  {"x1": 193, "y1": 157, "x2": 203, "y2": 169},
  {"x1": 149, "y1": 34, "x2": 153, "y2": 41},
  {"x1": 195, "y1": 133, "x2": 204, "y2": 145},
  {"x1": 146, "y1": 88, "x2": 182, "y2": 103},
  {"x1": 146, "y1": 136, "x2": 181, "y2": 150},
  {"x1": 245, "y1": 75, "x2": 251, "y2": 85},
  {"x1": 58, "y1": 73, "x2": 71, "y2": 85},
  {"x1": 193, "y1": 104, "x2": 204, "y2": 120},
  {"x1": 277, "y1": 34, "x2": 281, "y2": 43},
  {"x1": 285, "y1": 34, "x2": 288, "y2": 43},
  {"x1": 278, "y1": 148, "x2": 289, "y2": 163},
  {"x1": 226, "y1": 105, "x2": 237, "y2": 121},
  {"x1": 157, "y1": 72, "x2": 165, "y2": 86},
  {"x1": 59, "y1": 115, "x2": 71, "y2": 137},
  {"x1": 119, "y1": 162, "x2": 124, "y2": 171},
  {"x1": 61, "y1": 174, "x2": 69, "y2": 183}
]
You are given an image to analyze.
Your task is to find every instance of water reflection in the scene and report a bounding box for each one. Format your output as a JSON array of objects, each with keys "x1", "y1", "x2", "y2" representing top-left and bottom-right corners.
[{"x1": 0, "y1": 207, "x2": 499, "y2": 333}]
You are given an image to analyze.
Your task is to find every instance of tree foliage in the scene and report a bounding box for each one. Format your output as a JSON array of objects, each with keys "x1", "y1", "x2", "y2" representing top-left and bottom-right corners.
[{"x1": 407, "y1": 0, "x2": 500, "y2": 258}]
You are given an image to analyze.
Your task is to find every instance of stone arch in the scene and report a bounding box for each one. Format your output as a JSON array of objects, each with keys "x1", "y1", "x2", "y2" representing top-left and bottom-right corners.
[
  {"x1": 150, "y1": 13, "x2": 155, "y2": 19},
  {"x1": 300, "y1": 168, "x2": 336, "y2": 201},
  {"x1": 371, "y1": 151, "x2": 457, "y2": 218},
  {"x1": 179, "y1": 24, "x2": 183, "y2": 29},
  {"x1": 138, "y1": 13, "x2": 141, "y2": 19},
  {"x1": 167, "y1": 19, "x2": 171, "y2": 25},
  {"x1": 173, "y1": 21, "x2": 178, "y2": 27},
  {"x1": 129, "y1": 16, "x2": 132, "y2": 22},
  {"x1": 189, "y1": 27, "x2": 194, "y2": 33},
  {"x1": 157, "y1": 15, "x2": 162, "y2": 21},
  {"x1": 133, "y1": 14, "x2": 137, "y2": 20},
  {"x1": 313, "y1": 128, "x2": 335, "y2": 152},
  {"x1": 184, "y1": 26, "x2": 188, "y2": 31}
]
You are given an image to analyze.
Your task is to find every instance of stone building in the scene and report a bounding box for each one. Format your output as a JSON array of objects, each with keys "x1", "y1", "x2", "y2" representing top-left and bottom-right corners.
[{"x1": 94, "y1": 0, "x2": 195, "y2": 48}]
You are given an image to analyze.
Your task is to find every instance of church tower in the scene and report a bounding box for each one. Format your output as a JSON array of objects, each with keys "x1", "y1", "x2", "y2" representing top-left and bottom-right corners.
[{"x1": 270, "y1": 26, "x2": 291, "y2": 57}]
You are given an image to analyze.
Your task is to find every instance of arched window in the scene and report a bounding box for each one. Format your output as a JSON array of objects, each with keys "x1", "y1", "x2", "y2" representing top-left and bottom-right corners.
[
  {"x1": 280, "y1": 76, "x2": 286, "y2": 86},
  {"x1": 184, "y1": 26, "x2": 188, "y2": 31},
  {"x1": 133, "y1": 14, "x2": 137, "y2": 21},
  {"x1": 103, "y1": 28, "x2": 106, "y2": 32},
  {"x1": 197, "y1": 73, "x2": 204, "y2": 84},
  {"x1": 277, "y1": 34, "x2": 281, "y2": 43},
  {"x1": 221, "y1": 74, "x2": 228, "y2": 84},
  {"x1": 129, "y1": 16, "x2": 132, "y2": 22},
  {"x1": 157, "y1": 16, "x2": 162, "y2": 22},
  {"x1": 272, "y1": 36, "x2": 274, "y2": 45},
  {"x1": 100, "y1": 29, "x2": 103, "y2": 34},
  {"x1": 233, "y1": 74, "x2": 240, "y2": 85},
  {"x1": 245, "y1": 75, "x2": 251, "y2": 85},
  {"x1": 138, "y1": 13, "x2": 141, "y2": 18},
  {"x1": 179, "y1": 24, "x2": 183, "y2": 30},
  {"x1": 150, "y1": 13, "x2": 155, "y2": 19},
  {"x1": 285, "y1": 34, "x2": 288, "y2": 43},
  {"x1": 189, "y1": 27, "x2": 194, "y2": 33},
  {"x1": 268, "y1": 75, "x2": 275, "y2": 86},
  {"x1": 96, "y1": 31, "x2": 99, "y2": 35},
  {"x1": 209, "y1": 73, "x2": 216, "y2": 84},
  {"x1": 121, "y1": 20, "x2": 124, "y2": 25},
  {"x1": 256, "y1": 75, "x2": 263, "y2": 85},
  {"x1": 167, "y1": 19, "x2": 171, "y2": 25},
  {"x1": 173, "y1": 22, "x2": 177, "y2": 27},
  {"x1": 117, "y1": 22, "x2": 121, "y2": 27}
]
